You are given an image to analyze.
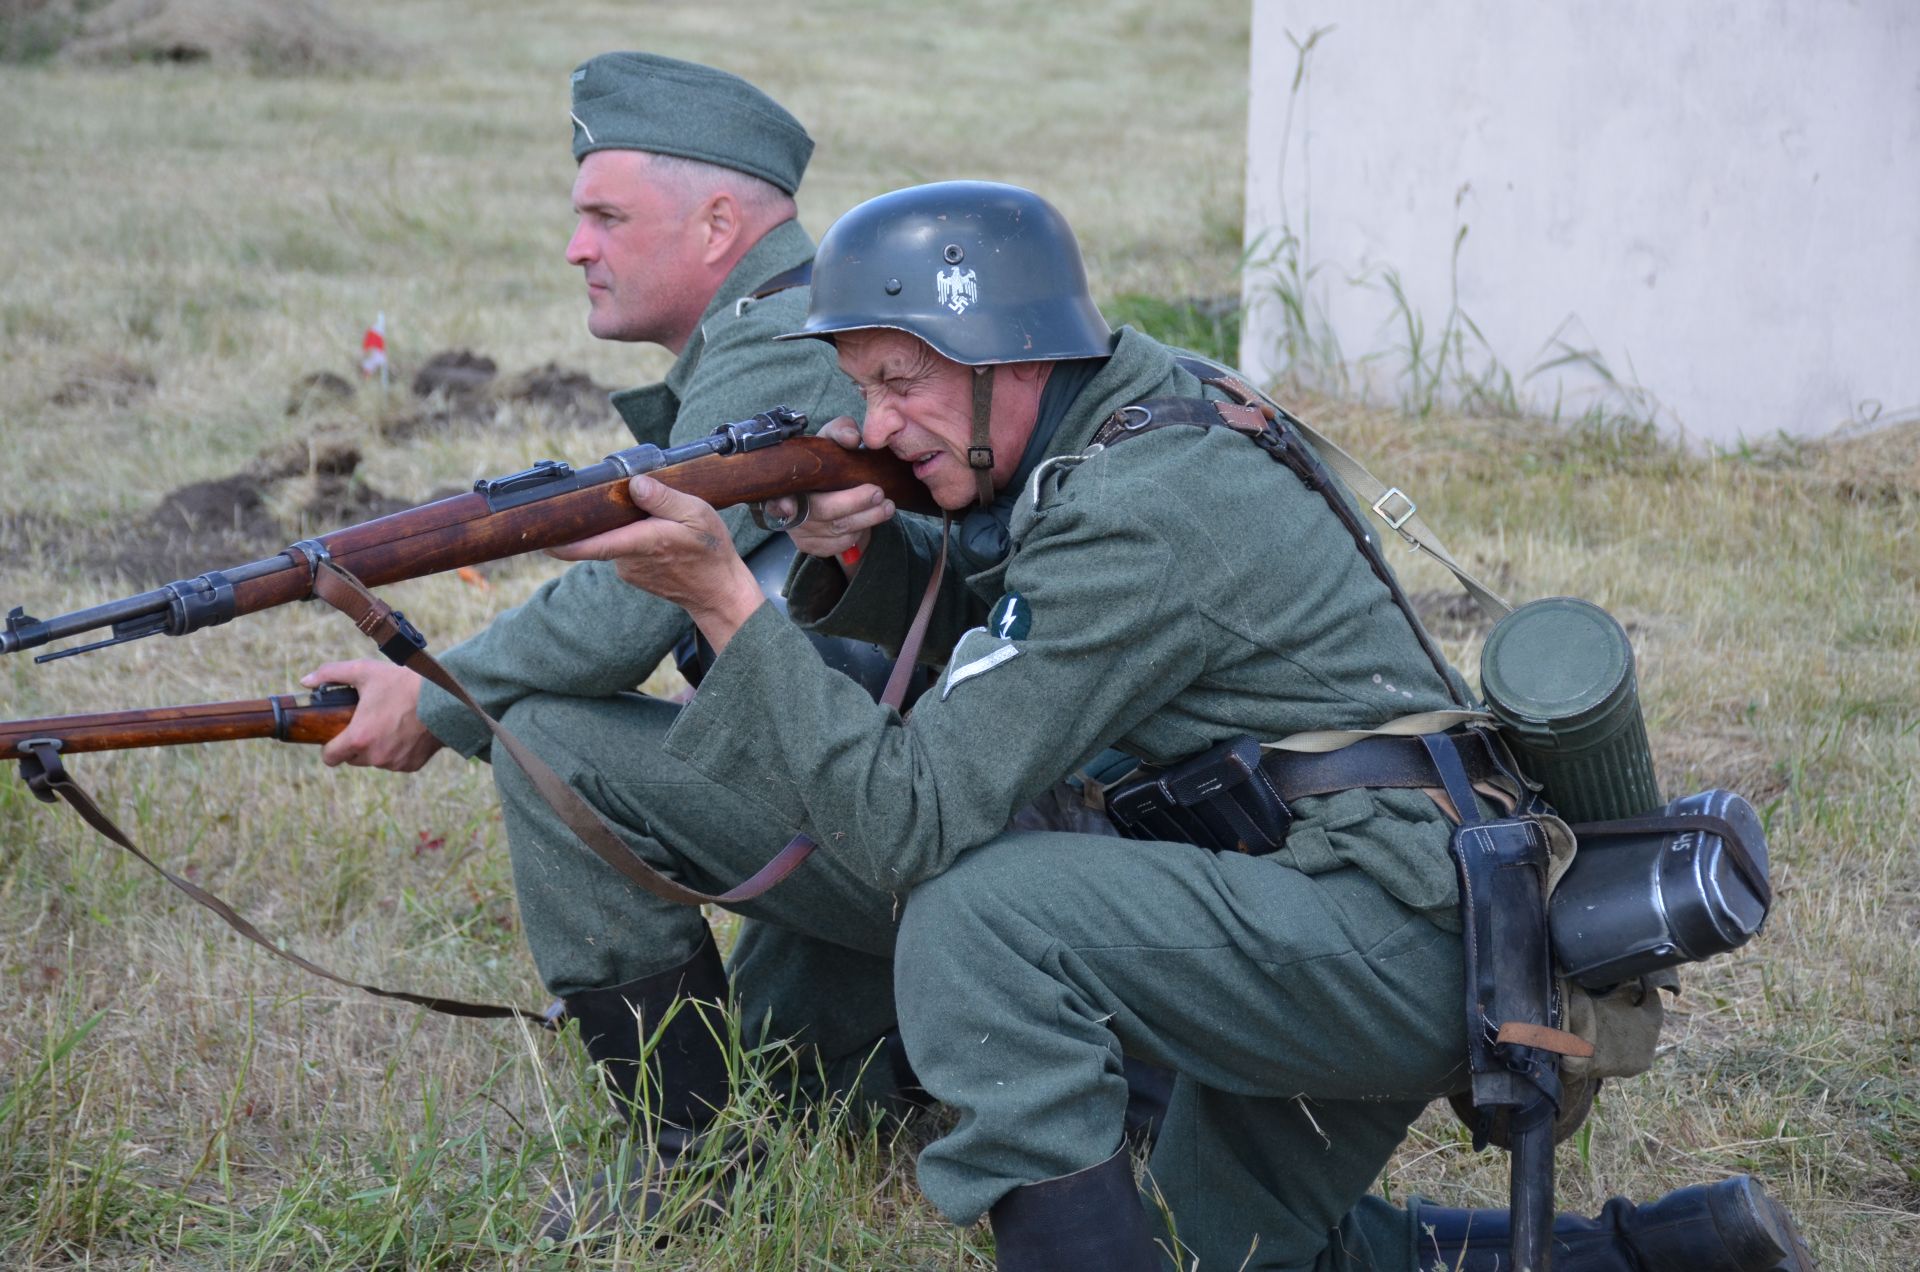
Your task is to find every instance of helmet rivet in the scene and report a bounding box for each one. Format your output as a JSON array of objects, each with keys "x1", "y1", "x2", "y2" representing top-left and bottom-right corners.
[
  {"x1": 943, "y1": 244, "x2": 965, "y2": 264},
  {"x1": 884, "y1": 277, "x2": 902, "y2": 295}
]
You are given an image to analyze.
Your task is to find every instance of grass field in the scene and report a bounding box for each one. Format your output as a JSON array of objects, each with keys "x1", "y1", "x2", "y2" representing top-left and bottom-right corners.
[{"x1": 1, "y1": 1, "x2": 1915, "y2": 1268}]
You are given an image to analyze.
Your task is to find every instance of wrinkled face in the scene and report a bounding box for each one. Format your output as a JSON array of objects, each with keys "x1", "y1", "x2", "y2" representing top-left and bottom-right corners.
[
  {"x1": 834, "y1": 329, "x2": 1027, "y2": 511},
  {"x1": 565, "y1": 150, "x2": 710, "y2": 349}
]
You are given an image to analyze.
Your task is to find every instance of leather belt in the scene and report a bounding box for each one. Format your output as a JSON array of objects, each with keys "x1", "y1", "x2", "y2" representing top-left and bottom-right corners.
[{"x1": 1259, "y1": 729, "x2": 1506, "y2": 804}]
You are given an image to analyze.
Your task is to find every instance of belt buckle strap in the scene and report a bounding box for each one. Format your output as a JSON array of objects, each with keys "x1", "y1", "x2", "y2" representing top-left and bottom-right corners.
[{"x1": 1371, "y1": 486, "x2": 1417, "y2": 532}]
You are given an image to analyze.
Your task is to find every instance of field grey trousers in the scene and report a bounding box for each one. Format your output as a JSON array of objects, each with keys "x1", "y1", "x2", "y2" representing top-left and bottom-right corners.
[
  {"x1": 895, "y1": 832, "x2": 1469, "y2": 1271},
  {"x1": 487, "y1": 690, "x2": 906, "y2": 1099}
]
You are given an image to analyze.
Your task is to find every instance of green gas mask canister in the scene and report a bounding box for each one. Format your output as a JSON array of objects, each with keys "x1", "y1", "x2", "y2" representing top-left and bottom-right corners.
[{"x1": 1479, "y1": 597, "x2": 1664, "y2": 823}]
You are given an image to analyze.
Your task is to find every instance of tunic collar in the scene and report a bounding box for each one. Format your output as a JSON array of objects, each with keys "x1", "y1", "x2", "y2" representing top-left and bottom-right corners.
[{"x1": 951, "y1": 327, "x2": 1200, "y2": 576}]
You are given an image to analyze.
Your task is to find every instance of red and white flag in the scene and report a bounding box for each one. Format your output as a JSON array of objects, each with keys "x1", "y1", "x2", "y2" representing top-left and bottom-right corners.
[{"x1": 359, "y1": 312, "x2": 387, "y2": 377}]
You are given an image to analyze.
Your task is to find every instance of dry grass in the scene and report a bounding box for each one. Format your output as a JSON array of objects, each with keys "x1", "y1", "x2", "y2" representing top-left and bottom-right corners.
[
  {"x1": 62, "y1": 0, "x2": 396, "y2": 74},
  {"x1": 0, "y1": 1, "x2": 1914, "y2": 1268}
]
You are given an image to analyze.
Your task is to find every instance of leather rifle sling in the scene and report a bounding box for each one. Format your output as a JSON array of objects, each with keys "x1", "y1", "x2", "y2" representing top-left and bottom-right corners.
[
  {"x1": 14, "y1": 738, "x2": 555, "y2": 1026},
  {"x1": 309, "y1": 560, "x2": 814, "y2": 909},
  {"x1": 879, "y1": 515, "x2": 953, "y2": 711},
  {"x1": 13, "y1": 520, "x2": 953, "y2": 1026},
  {"x1": 306, "y1": 520, "x2": 952, "y2": 908}
]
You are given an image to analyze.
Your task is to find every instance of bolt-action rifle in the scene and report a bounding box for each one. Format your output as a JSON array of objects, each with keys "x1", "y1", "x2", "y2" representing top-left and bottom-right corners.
[{"x1": 1, "y1": 408, "x2": 928, "y2": 662}]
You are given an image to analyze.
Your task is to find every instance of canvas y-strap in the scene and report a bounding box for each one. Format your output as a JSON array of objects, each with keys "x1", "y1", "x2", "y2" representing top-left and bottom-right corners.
[{"x1": 1169, "y1": 356, "x2": 1514, "y2": 619}]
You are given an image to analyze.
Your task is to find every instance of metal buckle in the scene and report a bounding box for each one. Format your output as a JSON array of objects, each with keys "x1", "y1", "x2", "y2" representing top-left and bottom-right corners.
[
  {"x1": 1116, "y1": 404, "x2": 1154, "y2": 431},
  {"x1": 377, "y1": 610, "x2": 428, "y2": 666},
  {"x1": 1371, "y1": 487, "x2": 1417, "y2": 531},
  {"x1": 288, "y1": 538, "x2": 332, "y2": 588},
  {"x1": 17, "y1": 737, "x2": 65, "y2": 803}
]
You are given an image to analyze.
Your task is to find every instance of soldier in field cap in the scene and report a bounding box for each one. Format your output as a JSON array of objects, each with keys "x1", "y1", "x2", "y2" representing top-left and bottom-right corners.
[
  {"x1": 297, "y1": 51, "x2": 914, "y2": 1239},
  {"x1": 566, "y1": 51, "x2": 814, "y2": 195}
]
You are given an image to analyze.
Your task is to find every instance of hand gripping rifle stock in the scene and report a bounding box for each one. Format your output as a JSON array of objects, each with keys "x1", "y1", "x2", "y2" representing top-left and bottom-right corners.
[
  {"x1": 0, "y1": 686, "x2": 358, "y2": 770},
  {"x1": 2, "y1": 408, "x2": 934, "y2": 662},
  {"x1": 1, "y1": 683, "x2": 564, "y2": 1026}
]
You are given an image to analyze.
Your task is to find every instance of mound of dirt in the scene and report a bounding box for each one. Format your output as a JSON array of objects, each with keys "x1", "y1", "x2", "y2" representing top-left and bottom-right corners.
[
  {"x1": 502, "y1": 361, "x2": 613, "y2": 424},
  {"x1": 61, "y1": 0, "x2": 391, "y2": 74},
  {"x1": 378, "y1": 351, "x2": 612, "y2": 439},
  {"x1": 49, "y1": 354, "x2": 156, "y2": 407},
  {"x1": 246, "y1": 435, "x2": 364, "y2": 483},
  {"x1": 411, "y1": 349, "x2": 497, "y2": 401},
  {"x1": 294, "y1": 470, "x2": 425, "y2": 528},
  {"x1": 1804, "y1": 416, "x2": 1920, "y2": 505},
  {"x1": 106, "y1": 440, "x2": 423, "y2": 581}
]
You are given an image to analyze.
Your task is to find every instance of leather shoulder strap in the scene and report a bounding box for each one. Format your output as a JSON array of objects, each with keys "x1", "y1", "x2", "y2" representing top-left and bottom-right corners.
[
  {"x1": 749, "y1": 260, "x2": 813, "y2": 301},
  {"x1": 1092, "y1": 389, "x2": 1470, "y2": 707},
  {"x1": 1170, "y1": 356, "x2": 1511, "y2": 618}
]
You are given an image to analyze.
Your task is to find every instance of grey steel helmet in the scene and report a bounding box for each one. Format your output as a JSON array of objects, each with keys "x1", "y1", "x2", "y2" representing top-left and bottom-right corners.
[{"x1": 778, "y1": 181, "x2": 1112, "y2": 365}]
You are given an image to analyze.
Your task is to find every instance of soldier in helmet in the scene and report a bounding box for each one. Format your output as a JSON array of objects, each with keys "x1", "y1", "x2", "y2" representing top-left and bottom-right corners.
[{"x1": 568, "y1": 180, "x2": 1811, "y2": 1271}]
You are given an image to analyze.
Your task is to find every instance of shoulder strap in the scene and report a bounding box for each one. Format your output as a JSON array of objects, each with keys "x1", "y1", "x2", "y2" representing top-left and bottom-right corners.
[
  {"x1": 749, "y1": 260, "x2": 813, "y2": 301},
  {"x1": 1169, "y1": 357, "x2": 1512, "y2": 619},
  {"x1": 15, "y1": 739, "x2": 558, "y2": 1028},
  {"x1": 1093, "y1": 390, "x2": 1471, "y2": 708}
]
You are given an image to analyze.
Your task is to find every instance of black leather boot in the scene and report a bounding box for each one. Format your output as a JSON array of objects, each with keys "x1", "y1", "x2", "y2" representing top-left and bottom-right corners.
[
  {"x1": 536, "y1": 932, "x2": 734, "y2": 1242},
  {"x1": 987, "y1": 1147, "x2": 1161, "y2": 1272},
  {"x1": 1416, "y1": 1175, "x2": 1813, "y2": 1271},
  {"x1": 1121, "y1": 1056, "x2": 1175, "y2": 1152}
]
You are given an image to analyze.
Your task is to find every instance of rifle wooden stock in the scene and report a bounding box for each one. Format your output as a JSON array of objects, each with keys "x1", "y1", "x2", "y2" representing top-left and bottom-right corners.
[{"x1": 0, "y1": 691, "x2": 356, "y2": 761}]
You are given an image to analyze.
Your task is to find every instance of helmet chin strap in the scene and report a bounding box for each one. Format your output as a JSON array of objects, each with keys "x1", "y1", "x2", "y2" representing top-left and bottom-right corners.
[{"x1": 968, "y1": 365, "x2": 997, "y2": 508}]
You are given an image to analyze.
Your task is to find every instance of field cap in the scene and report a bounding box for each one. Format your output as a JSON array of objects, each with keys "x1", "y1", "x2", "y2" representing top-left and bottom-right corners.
[{"x1": 569, "y1": 52, "x2": 813, "y2": 194}]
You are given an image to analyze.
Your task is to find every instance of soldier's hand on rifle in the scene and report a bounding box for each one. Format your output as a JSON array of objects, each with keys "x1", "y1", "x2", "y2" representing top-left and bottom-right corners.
[
  {"x1": 300, "y1": 660, "x2": 444, "y2": 772},
  {"x1": 767, "y1": 417, "x2": 896, "y2": 569},
  {"x1": 548, "y1": 476, "x2": 765, "y2": 654}
]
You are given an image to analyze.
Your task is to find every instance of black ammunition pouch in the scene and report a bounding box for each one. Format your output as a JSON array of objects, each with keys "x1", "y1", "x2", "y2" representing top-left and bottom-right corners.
[
  {"x1": 1105, "y1": 736, "x2": 1292, "y2": 855},
  {"x1": 1105, "y1": 728, "x2": 1514, "y2": 855}
]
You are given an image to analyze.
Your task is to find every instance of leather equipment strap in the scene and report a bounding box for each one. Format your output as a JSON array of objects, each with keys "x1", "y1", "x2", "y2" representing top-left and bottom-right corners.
[
  {"x1": 1166, "y1": 357, "x2": 1512, "y2": 618},
  {"x1": 1569, "y1": 812, "x2": 1772, "y2": 909},
  {"x1": 879, "y1": 515, "x2": 953, "y2": 711},
  {"x1": 308, "y1": 559, "x2": 817, "y2": 910},
  {"x1": 15, "y1": 738, "x2": 557, "y2": 1027},
  {"x1": 968, "y1": 366, "x2": 997, "y2": 508},
  {"x1": 1258, "y1": 730, "x2": 1505, "y2": 803},
  {"x1": 747, "y1": 260, "x2": 813, "y2": 301},
  {"x1": 1093, "y1": 391, "x2": 1470, "y2": 709}
]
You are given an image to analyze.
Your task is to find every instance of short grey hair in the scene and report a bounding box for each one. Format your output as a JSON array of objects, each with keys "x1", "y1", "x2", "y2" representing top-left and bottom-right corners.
[{"x1": 642, "y1": 151, "x2": 795, "y2": 221}]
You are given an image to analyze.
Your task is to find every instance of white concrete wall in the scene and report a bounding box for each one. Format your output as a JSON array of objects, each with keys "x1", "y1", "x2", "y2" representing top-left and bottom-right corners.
[{"x1": 1241, "y1": 2, "x2": 1920, "y2": 443}]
